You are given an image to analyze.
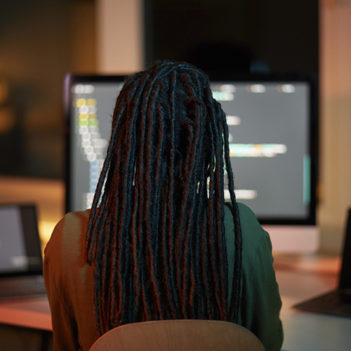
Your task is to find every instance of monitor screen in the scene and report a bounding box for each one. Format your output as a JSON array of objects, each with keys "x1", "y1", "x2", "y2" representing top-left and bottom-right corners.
[{"x1": 64, "y1": 74, "x2": 317, "y2": 226}]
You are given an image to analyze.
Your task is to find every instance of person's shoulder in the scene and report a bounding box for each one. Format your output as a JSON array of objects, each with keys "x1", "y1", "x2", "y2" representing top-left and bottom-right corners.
[
  {"x1": 44, "y1": 210, "x2": 90, "y2": 256},
  {"x1": 237, "y1": 202, "x2": 262, "y2": 229},
  {"x1": 52, "y1": 209, "x2": 90, "y2": 235},
  {"x1": 64, "y1": 209, "x2": 91, "y2": 223},
  {"x1": 224, "y1": 201, "x2": 259, "y2": 226},
  {"x1": 224, "y1": 202, "x2": 270, "y2": 249}
]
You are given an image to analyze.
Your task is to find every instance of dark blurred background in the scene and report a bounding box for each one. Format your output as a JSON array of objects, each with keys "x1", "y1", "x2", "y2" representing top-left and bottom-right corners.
[
  {"x1": 0, "y1": 0, "x2": 319, "y2": 179},
  {"x1": 144, "y1": 0, "x2": 318, "y2": 77},
  {"x1": 0, "y1": 0, "x2": 96, "y2": 179}
]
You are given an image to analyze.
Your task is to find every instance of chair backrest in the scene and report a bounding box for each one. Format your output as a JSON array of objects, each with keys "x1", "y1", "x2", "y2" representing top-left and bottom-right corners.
[{"x1": 89, "y1": 319, "x2": 265, "y2": 351}]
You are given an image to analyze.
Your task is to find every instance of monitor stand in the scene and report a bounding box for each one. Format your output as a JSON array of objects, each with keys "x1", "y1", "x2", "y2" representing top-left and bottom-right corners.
[{"x1": 264, "y1": 225, "x2": 320, "y2": 253}]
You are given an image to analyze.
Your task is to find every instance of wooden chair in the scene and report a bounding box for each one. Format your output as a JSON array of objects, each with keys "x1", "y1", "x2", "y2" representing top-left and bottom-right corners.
[{"x1": 89, "y1": 319, "x2": 265, "y2": 351}]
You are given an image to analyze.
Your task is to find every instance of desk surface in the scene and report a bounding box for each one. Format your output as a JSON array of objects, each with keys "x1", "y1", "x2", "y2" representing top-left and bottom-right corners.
[
  {"x1": 276, "y1": 268, "x2": 351, "y2": 351},
  {"x1": 0, "y1": 296, "x2": 51, "y2": 331},
  {"x1": 1, "y1": 259, "x2": 351, "y2": 350}
]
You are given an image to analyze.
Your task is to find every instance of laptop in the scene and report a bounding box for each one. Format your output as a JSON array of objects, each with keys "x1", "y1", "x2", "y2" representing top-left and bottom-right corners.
[
  {"x1": 294, "y1": 208, "x2": 351, "y2": 317},
  {"x1": 0, "y1": 203, "x2": 47, "y2": 300}
]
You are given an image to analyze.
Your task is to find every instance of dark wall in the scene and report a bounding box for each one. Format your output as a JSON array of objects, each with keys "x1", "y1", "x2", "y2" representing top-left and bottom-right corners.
[
  {"x1": 144, "y1": 0, "x2": 319, "y2": 77},
  {"x1": 0, "y1": 0, "x2": 96, "y2": 179}
]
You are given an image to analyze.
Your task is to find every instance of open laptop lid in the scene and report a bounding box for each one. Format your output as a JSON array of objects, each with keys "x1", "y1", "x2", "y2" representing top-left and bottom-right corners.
[
  {"x1": 0, "y1": 203, "x2": 43, "y2": 277},
  {"x1": 339, "y1": 208, "x2": 351, "y2": 291}
]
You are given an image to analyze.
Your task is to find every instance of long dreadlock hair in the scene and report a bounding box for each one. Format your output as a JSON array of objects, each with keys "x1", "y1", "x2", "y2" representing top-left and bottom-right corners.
[{"x1": 86, "y1": 61, "x2": 242, "y2": 335}]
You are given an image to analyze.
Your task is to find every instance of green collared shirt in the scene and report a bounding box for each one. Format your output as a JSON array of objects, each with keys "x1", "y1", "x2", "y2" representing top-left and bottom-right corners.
[{"x1": 225, "y1": 203, "x2": 283, "y2": 351}]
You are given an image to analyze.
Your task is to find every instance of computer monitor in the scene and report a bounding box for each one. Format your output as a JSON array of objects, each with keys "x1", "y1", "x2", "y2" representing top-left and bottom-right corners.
[{"x1": 64, "y1": 74, "x2": 319, "y2": 253}]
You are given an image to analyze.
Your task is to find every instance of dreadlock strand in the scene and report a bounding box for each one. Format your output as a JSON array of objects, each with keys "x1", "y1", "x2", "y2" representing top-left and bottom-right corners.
[
  {"x1": 180, "y1": 73, "x2": 210, "y2": 314},
  {"x1": 167, "y1": 71, "x2": 181, "y2": 315},
  {"x1": 119, "y1": 80, "x2": 153, "y2": 323},
  {"x1": 206, "y1": 120, "x2": 223, "y2": 319},
  {"x1": 142, "y1": 82, "x2": 164, "y2": 318},
  {"x1": 208, "y1": 98, "x2": 228, "y2": 319},
  {"x1": 221, "y1": 107, "x2": 243, "y2": 322},
  {"x1": 180, "y1": 115, "x2": 202, "y2": 314},
  {"x1": 184, "y1": 72, "x2": 208, "y2": 319},
  {"x1": 108, "y1": 82, "x2": 143, "y2": 326},
  {"x1": 87, "y1": 105, "x2": 124, "y2": 263},
  {"x1": 134, "y1": 72, "x2": 162, "y2": 321},
  {"x1": 175, "y1": 77, "x2": 198, "y2": 306},
  {"x1": 123, "y1": 78, "x2": 155, "y2": 322}
]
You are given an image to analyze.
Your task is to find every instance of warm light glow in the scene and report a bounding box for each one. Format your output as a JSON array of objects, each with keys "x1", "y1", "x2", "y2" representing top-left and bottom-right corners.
[
  {"x1": 39, "y1": 220, "x2": 58, "y2": 250},
  {"x1": 0, "y1": 80, "x2": 9, "y2": 103},
  {"x1": 0, "y1": 108, "x2": 15, "y2": 134},
  {"x1": 87, "y1": 98, "x2": 97, "y2": 106},
  {"x1": 76, "y1": 98, "x2": 86, "y2": 107}
]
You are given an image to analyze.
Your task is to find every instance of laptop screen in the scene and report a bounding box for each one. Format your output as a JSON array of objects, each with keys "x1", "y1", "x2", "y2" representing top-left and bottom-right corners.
[{"x1": 0, "y1": 204, "x2": 42, "y2": 276}]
